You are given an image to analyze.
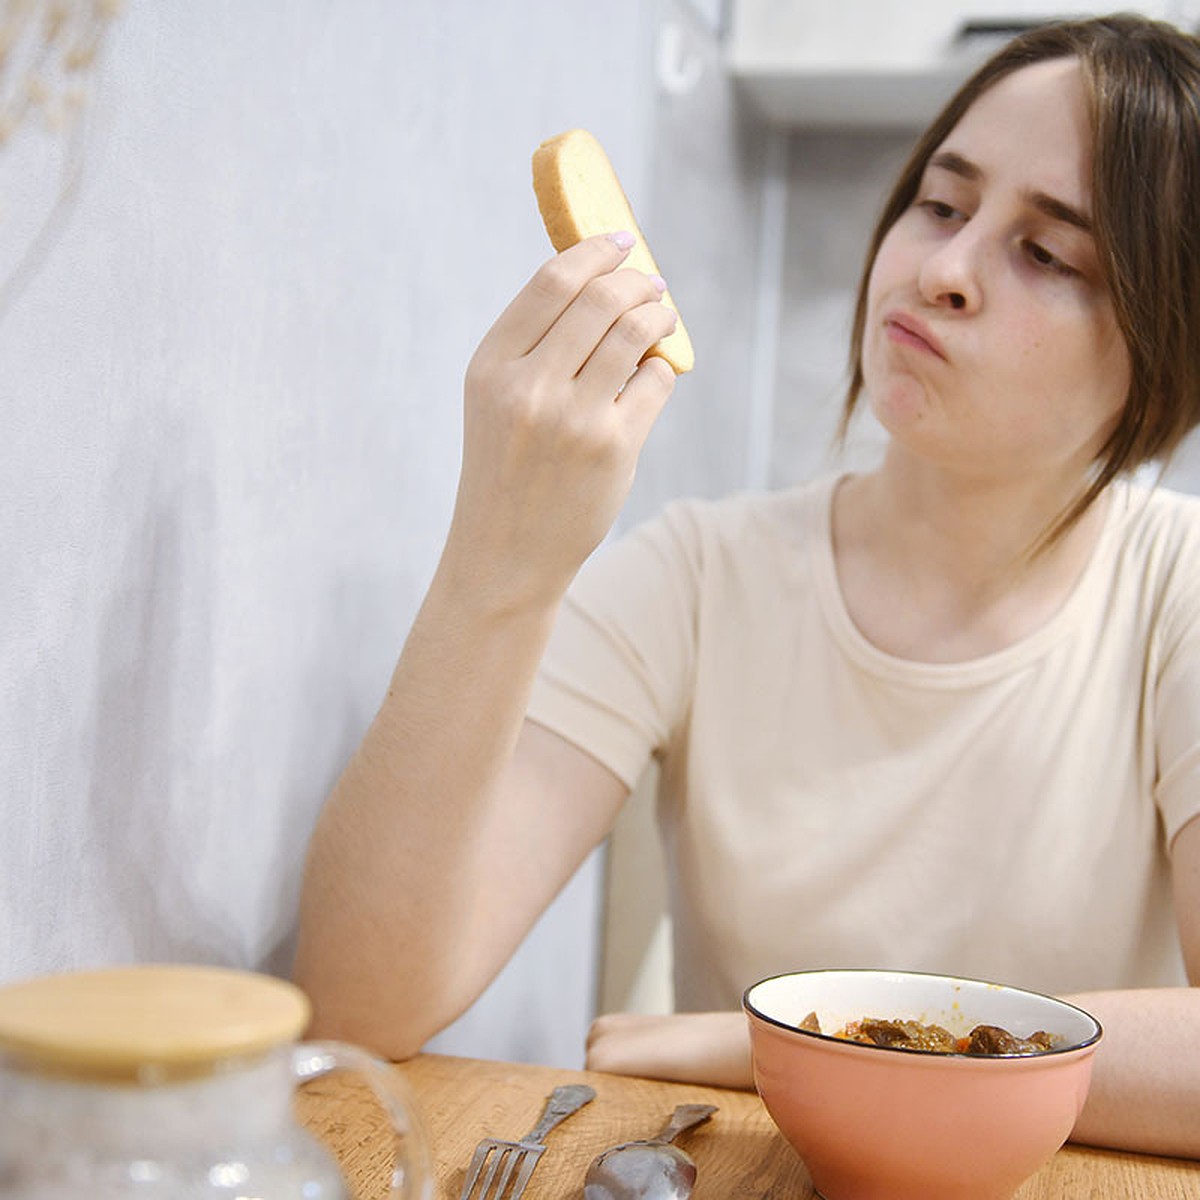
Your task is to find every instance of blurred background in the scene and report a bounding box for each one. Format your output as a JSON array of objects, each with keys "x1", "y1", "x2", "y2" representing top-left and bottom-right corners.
[{"x1": 4, "y1": 0, "x2": 1200, "y2": 1067}]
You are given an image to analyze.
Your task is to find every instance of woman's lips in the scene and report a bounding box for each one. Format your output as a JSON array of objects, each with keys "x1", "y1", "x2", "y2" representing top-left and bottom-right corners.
[{"x1": 883, "y1": 312, "x2": 947, "y2": 360}]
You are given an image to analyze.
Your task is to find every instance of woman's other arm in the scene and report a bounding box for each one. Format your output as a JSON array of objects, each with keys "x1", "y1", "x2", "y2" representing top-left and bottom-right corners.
[
  {"x1": 1065, "y1": 812, "x2": 1200, "y2": 1157},
  {"x1": 294, "y1": 234, "x2": 677, "y2": 1057}
]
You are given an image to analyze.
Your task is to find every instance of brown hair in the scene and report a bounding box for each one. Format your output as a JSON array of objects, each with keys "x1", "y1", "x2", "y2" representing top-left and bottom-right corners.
[{"x1": 841, "y1": 14, "x2": 1200, "y2": 544}]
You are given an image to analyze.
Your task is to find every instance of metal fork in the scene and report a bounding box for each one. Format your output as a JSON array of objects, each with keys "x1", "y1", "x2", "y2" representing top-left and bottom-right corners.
[{"x1": 458, "y1": 1082, "x2": 596, "y2": 1200}]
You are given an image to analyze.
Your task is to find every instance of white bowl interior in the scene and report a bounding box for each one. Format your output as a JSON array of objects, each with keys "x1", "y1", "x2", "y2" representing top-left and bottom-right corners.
[{"x1": 745, "y1": 970, "x2": 1100, "y2": 1049}]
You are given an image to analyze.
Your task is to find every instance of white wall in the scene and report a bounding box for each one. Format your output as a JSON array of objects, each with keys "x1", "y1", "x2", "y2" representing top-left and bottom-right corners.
[{"x1": 0, "y1": 0, "x2": 671, "y2": 1067}]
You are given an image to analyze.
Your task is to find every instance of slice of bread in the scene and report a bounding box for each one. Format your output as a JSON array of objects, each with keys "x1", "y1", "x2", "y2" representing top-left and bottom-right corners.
[{"x1": 532, "y1": 128, "x2": 694, "y2": 374}]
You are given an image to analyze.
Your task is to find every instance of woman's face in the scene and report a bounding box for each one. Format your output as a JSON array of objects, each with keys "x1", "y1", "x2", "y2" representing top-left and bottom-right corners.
[{"x1": 861, "y1": 58, "x2": 1131, "y2": 483}]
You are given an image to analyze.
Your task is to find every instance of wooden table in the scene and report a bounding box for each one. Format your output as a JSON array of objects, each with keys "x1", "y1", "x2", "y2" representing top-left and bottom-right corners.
[{"x1": 296, "y1": 1051, "x2": 1200, "y2": 1198}]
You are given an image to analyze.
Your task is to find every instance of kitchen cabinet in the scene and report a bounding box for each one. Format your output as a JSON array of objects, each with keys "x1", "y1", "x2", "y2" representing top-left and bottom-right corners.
[{"x1": 727, "y1": 1, "x2": 1200, "y2": 128}]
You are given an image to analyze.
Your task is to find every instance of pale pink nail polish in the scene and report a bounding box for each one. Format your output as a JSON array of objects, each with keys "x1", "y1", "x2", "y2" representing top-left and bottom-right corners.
[
  {"x1": 649, "y1": 274, "x2": 667, "y2": 293},
  {"x1": 608, "y1": 231, "x2": 636, "y2": 250}
]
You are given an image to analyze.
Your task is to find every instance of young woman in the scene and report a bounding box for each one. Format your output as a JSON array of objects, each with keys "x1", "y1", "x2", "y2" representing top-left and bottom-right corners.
[{"x1": 295, "y1": 15, "x2": 1200, "y2": 1158}]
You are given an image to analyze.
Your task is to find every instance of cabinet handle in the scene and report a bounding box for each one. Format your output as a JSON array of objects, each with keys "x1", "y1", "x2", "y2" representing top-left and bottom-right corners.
[{"x1": 954, "y1": 18, "x2": 1055, "y2": 44}]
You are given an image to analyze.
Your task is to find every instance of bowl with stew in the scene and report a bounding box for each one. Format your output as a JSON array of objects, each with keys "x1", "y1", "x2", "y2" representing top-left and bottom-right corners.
[{"x1": 743, "y1": 969, "x2": 1102, "y2": 1200}]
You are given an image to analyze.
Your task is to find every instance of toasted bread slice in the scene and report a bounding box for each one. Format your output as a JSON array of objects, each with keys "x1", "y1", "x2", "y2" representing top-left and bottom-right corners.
[{"x1": 532, "y1": 128, "x2": 694, "y2": 374}]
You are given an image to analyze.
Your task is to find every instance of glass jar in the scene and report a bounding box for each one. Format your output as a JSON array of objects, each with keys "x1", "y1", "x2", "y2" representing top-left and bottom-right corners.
[{"x1": 0, "y1": 964, "x2": 432, "y2": 1198}]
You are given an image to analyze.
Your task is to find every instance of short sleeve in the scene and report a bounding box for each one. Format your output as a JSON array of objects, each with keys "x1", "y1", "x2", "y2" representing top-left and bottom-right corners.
[{"x1": 525, "y1": 502, "x2": 703, "y2": 790}]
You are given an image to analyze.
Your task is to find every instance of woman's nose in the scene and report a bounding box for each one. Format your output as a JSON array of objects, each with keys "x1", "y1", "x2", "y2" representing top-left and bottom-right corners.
[{"x1": 917, "y1": 231, "x2": 983, "y2": 313}]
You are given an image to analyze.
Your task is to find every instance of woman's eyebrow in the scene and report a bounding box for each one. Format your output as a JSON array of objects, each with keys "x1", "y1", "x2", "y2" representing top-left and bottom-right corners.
[{"x1": 928, "y1": 149, "x2": 1093, "y2": 233}]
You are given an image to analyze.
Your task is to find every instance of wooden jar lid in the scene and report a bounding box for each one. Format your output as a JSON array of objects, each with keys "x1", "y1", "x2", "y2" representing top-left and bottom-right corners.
[{"x1": 0, "y1": 964, "x2": 310, "y2": 1077}]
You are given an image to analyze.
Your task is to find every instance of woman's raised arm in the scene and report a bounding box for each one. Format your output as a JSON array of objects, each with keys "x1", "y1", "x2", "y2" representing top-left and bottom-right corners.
[{"x1": 293, "y1": 233, "x2": 677, "y2": 1057}]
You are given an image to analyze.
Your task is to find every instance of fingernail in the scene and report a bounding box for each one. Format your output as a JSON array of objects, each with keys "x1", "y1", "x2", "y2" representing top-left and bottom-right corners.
[
  {"x1": 608, "y1": 231, "x2": 636, "y2": 250},
  {"x1": 649, "y1": 274, "x2": 667, "y2": 293}
]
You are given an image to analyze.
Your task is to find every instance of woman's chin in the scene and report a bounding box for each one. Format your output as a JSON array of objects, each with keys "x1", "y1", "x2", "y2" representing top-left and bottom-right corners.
[{"x1": 866, "y1": 383, "x2": 932, "y2": 437}]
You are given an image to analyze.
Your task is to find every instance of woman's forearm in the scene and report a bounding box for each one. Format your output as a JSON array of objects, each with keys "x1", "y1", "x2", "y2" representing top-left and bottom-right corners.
[
  {"x1": 588, "y1": 989, "x2": 1200, "y2": 1159},
  {"x1": 1064, "y1": 987, "x2": 1200, "y2": 1158},
  {"x1": 293, "y1": 562, "x2": 563, "y2": 1055},
  {"x1": 586, "y1": 1010, "x2": 754, "y2": 1089}
]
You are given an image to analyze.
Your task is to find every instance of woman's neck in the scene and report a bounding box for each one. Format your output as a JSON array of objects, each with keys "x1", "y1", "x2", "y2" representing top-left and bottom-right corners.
[{"x1": 830, "y1": 454, "x2": 1112, "y2": 663}]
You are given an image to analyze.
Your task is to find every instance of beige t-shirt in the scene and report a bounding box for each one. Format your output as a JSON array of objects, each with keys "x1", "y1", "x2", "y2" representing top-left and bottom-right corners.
[{"x1": 527, "y1": 475, "x2": 1200, "y2": 1011}]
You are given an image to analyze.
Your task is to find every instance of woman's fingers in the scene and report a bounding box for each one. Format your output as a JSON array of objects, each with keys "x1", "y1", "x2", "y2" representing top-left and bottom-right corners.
[
  {"x1": 572, "y1": 293, "x2": 678, "y2": 407},
  {"x1": 483, "y1": 232, "x2": 638, "y2": 358},
  {"x1": 534, "y1": 267, "x2": 673, "y2": 383},
  {"x1": 610, "y1": 354, "x2": 677, "y2": 443},
  {"x1": 481, "y1": 235, "x2": 675, "y2": 388}
]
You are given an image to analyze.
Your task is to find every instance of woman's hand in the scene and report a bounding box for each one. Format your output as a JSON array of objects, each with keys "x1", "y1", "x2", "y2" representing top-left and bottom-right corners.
[
  {"x1": 447, "y1": 233, "x2": 679, "y2": 611},
  {"x1": 586, "y1": 1011, "x2": 755, "y2": 1090}
]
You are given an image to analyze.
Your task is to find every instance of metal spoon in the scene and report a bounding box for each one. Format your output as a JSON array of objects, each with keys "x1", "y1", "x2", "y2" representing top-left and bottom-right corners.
[{"x1": 583, "y1": 1103, "x2": 718, "y2": 1200}]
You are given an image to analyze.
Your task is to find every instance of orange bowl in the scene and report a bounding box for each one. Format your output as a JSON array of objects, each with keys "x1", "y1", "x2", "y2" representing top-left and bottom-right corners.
[{"x1": 743, "y1": 970, "x2": 1101, "y2": 1200}]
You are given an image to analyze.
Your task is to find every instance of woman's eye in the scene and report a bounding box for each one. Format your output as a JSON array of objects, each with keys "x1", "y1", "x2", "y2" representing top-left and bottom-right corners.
[
  {"x1": 1025, "y1": 240, "x2": 1077, "y2": 277},
  {"x1": 919, "y1": 199, "x2": 961, "y2": 221}
]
